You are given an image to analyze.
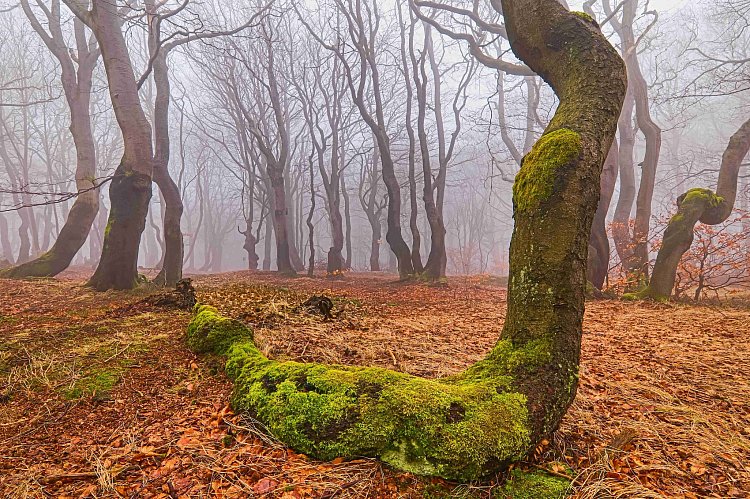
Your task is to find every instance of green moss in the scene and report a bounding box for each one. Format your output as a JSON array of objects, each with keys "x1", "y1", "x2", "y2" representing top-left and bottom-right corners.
[
  {"x1": 0, "y1": 314, "x2": 19, "y2": 325},
  {"x1": 571, "y1": 11, "x2": 595, "y2": 24},
  {"x1": 494, "y1": 469, "x2": 570, "y2": 499},
  {"x1": 423, "y1": 483, "x2": 479, "y2": 498},
  {"x1": 186, "y1": 305, "x2": 254, "y2": 355},
  {"x1": 682, "y1": 188, "x2": 723, "y2": 208},
  {"x1": 186, "y1": 307, "x2": 537, "y2": 481},
  {"x1": 64, "y1": 368, "x2": 121, "y2": 400},
  {"x1": 622, "y1": 287, "x2": 669, "y2": 302},
  {"x1": 513, "y1": 129, "x2": 582, "y2": 213}
]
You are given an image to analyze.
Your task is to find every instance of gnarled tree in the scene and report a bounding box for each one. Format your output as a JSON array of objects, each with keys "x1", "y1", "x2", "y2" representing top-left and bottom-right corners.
[
  {"x1": 628, "y1": 118, "x2": 750, "y2": 300},
  {"x1": 186, "y1": 0, "x2": 626, "y2": 481}
]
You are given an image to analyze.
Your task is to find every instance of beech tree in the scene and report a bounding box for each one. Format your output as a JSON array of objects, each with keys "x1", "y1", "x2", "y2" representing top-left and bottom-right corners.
[
  {"x1": 628, "y1": 118, "x2": 750, "y2": 299},
  {"x1": 1, "y1": 1, "x2": 100, "y2": 278},
  {"x1": 62, "y1": 0, "x2": 155, "y2": 291},
  {"x1": 298, "y1": 0, "x2": 416, "y2": 278},
  {"x1": 358, "y1": 145, "x2": 387, "y2": 271},
  {"x1": 602, "y1": 0, "x2": 662, "y2": 288},
  {"x1": 186, "y1": 0, "x2": 626, "y2": 480}
]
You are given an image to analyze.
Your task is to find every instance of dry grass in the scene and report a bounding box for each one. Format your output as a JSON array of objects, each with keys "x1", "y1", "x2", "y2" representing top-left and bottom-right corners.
[{"x1": 1, "y1": 271, "x2": 748, "y2": 497}]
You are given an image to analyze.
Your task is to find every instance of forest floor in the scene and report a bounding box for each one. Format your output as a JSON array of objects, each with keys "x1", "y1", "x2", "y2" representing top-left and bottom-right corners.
[{"x1": 0, "y1": 270, "x2": 749, "y2": 499}]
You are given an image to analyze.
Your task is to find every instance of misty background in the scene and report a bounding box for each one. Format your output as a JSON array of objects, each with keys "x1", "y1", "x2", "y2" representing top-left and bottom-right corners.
[{"x1": 0, "y1": 0, "x2": 745, "y2": 280}]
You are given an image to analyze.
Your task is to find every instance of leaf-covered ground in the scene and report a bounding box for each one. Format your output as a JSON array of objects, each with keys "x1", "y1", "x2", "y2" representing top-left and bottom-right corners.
[{"x1": 0, "y1": 270, "x2": 748, "y2": 498}]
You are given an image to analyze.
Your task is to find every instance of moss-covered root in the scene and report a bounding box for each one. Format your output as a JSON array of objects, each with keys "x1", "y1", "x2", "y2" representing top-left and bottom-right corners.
[
  {"x1": 628, "y1": 188, "x2": 723, "y2": 300},
  {"x1": 187, "y1": 305, "x2": 537, "y2": 481},
  {"x1": 186, "y1": 305, "x2": 254, "y2": 355},
  {"x1": 494, "y1": 469, "x2": 571, "y2": 499}
]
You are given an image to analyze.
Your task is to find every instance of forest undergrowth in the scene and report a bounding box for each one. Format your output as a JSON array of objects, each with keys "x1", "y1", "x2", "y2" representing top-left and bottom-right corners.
[{"x1": 0, "y1": 270, "x2": 748, "y2": 498}]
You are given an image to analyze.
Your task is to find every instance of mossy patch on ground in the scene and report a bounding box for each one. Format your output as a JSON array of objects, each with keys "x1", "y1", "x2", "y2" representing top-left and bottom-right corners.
[
  {"x1": 63, "y1": 367, "x2": 122, "y2": 400},
  {"x1": 494, "y1": 469, "x2": 570, "y2": 499}
]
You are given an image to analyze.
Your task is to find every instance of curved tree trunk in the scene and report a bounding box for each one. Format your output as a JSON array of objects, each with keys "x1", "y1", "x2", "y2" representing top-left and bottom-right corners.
[
  {"x1": 150, "y1": 48, "x2": 184, "y2": 287},
  {"x1": 241, "y1": 225, "x2": 259, "y2": 270},
  {"x1": 498, "y1": 1, "x2": 626, "y2": 447},
  {"x1": 186, "y1": 1, "x2": 625, "y2": 480},
  {"x1": 629, "y1": 117, "x2": 750, "y2": 300},
  {"x1": 65, "y1": 0, "x2": 155, "y2": 291},
  {"x1": 587, "y1": 140, "x2": 618, "y2": 289},
  {"x1": 3, "y1": 11, "x2": 100, "y2": 279}
]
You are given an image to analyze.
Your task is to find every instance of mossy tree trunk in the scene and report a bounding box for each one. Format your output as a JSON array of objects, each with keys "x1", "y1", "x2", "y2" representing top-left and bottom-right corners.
[
  {"x1": 2, "y1": 9, "x2": 100, "y2": 279},
  {"x1": 186, "y1": 0, "x2": 625, "y2": 481},
  {"x1": 630, "y1": 117, "x2": 750, "y2": 300},
  {"x1": 64, "y1": 0, "x2": 155, "y2": 291},
  {"x1": 501, "y1": 1, "x2": 626, "y2": 443}
]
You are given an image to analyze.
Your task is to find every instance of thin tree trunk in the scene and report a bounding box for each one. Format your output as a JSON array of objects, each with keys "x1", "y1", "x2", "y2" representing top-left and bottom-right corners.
[
  {"x1": 587, "y1": 140, "x2": 619, "y2": 289},
  {"x1": 263, "y1": 208, "x2": 273, "y2": 271},
  {"x1": 342, "y1": 174, "x2": 352, "y2": 270},
  {"x1": 612, "y1": 88, "x2": 636, "y2": 269},
  {"x1": 0, "y1": 212, "x2": 13, "y2": 265},
  {"x1": 150, "y1": 47, "x2": 184, "y2": 286},
  {"x1": 307, "y1": 157, "x2": 316, "y2": 277}
]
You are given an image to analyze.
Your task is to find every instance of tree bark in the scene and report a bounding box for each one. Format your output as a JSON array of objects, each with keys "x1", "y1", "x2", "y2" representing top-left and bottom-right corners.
[
  {"x1": 630, "y1": 118, "x2": 750, "y2": 299},
  {"x1": 150, "y1": 47, "x2": 184, "y2": 287},
  {"x1": 341, "y1": 174, "x2": 353, "y2": 270},
  {"x1": 187, "y1": 0, "x2": 625, "y2": 480},
  {"x1": 3, "y1": 8, "x2": 100, "y2": 278},
  {"x1": 587, "y1": 140, "x2": 618, "y2": 289},
  {"x1": 606, "y1": 0, "x2": 661, "y2": 286},
  {"x1": 67, "y1": 0, "x2": 154, "y2": 291},
  {"x1": 242, "y1": 228, "x2": 259, "y2": 270},
  {"x1": 611, "y1": 86, "x2": 636, "y2": 269},
  {"x1": 0, "y1": 212, "x2": 13, "y2": 265}
]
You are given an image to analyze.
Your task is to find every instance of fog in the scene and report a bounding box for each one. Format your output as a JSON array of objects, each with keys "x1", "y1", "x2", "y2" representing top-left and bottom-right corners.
[{"x1": 0, "y1": 0, "x2": 746, "y2": 287}]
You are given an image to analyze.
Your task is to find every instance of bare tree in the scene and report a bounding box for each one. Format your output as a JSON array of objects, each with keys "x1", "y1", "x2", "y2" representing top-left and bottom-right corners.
[
  {"x1": 630, "y1": 118, "x2": 750, "y2": 299},
  {"x1": 2, "y1": 1, "x2": 100, "y2": 278},
  {"x1": 299, "y1": 0, "x2": 416, "y2": 278},
  {"x1": 63, "y1": 0, "x2": 154, "y2": 291}
]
